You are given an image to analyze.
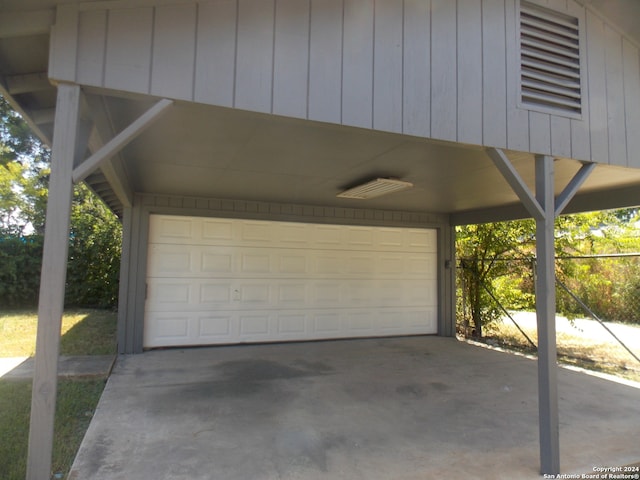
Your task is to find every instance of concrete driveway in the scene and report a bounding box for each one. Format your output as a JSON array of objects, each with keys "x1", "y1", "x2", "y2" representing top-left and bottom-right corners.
[{"x1": 69, "y1": 337, "x2": 640, "y2": 480}]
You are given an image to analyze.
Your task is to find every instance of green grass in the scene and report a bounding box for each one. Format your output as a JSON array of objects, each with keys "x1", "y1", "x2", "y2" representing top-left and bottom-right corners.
[
  {"x1": 0, "y1": 378, "x2": 107, "y2": 480},
  {"x1": 0, "y1": 309, "x2": 116, "y2": 479},
  {"x1": 0, "y1": 309, "x2": 117, "y2": 357}
]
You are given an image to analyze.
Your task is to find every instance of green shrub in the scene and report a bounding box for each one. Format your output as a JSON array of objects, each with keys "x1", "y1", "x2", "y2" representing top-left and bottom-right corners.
[{"x1": 0, "y1": 235, "x2": 42, "y2": 307}]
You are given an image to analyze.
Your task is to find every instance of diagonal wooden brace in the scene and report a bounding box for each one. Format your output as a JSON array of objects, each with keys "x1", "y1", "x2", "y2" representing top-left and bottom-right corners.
[{"x1": 72, "y1": 98, "x2": 173, "y2": 184}]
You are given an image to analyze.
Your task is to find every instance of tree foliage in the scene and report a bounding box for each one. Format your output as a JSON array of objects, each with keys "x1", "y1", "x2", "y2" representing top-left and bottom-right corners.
[
  {"x1": 66, "y1": 184, "x2": 122, "y2": 308},
  {"x1": 0, "y1": 235, "x2": 43, "y2": 307},
  {"x1": 0, "y1": 97, "x2": 50, "y2": 235},
  {"x1": 456, "y1": 219, "x2": 535, "y2": 337},
  {"x1": 0, "y1": 95, "x2": 122, "y2": 309},
  {"x1": 457, "y1": 209, "x2": 640, "y2": 337}
]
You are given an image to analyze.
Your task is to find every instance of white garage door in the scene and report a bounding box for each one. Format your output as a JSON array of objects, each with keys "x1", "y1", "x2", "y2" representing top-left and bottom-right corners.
[{"x1": 144, "y1": 215, "x2": 438, "y2": 348}]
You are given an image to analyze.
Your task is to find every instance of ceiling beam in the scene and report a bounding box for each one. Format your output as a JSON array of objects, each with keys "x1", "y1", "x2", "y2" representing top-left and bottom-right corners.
[
  {"x1": 0, "y1": 9, "x2": 55, "y2": 38},
  {"x1": 0, "y1": 82, "x2": 52, "y2": 145},
  {"x1": 83, "y1": 95, "x2": 135, "y2": 208},
  {"x1": 6, "y1": 72, "x2": 52, "y2": 95},
  {"x1": 73, "y1": 97, "x2": 173, "y2": 184}
]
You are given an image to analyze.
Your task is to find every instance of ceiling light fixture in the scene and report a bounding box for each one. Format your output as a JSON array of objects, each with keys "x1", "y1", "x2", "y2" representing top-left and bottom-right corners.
[{"x1": 337, "y1": 178, "x2": 414, "y2": 199}]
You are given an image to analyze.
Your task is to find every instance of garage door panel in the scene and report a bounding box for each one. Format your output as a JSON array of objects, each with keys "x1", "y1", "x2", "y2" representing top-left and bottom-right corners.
[
  {"x1": 346, "y1": 256, "x2": 375, "y2": 275},
  {"x1": 277, "y1": 284, "x2": 307, "y2": 304},
  {"x1": 144, "y1": 313, "x2": 190, "y2": 345},
  {"x1": 202, "y1": 219, "x2": 234, "y2": 242},
  {"x1": 312, "y1": 225, "x2": 342, "y2": 247},
  {"x1": 312, "y1": 283, "x2": 341, "y2": 303},
  {"x1": 198, "y1": 315, "x2": 232, "y2": 338},
  {"x1": 347, "y1": 312, "x2": 375, "y2": 331},
  {"x1": 240, "y1": 253, "x2": 271, "y2": 273},
  {"x1": 239, "y1": 284, "x2": 271, "y2": 304},
  {"x1": 144, "y1": 216, "x2": 438, "y2": 347},
  {"x1": 200, "y1": 283, "x2": 233, "y2": 303},
  {"x1": 407, "y1": 256, "x2": 436, "y2": 277},
  {"x1": 376, "y1": 228, "x2": 404, "y2": 247},
  {"x1": 147, "y1": 246, "x2": 193, "y2": 275},
  {"x1": 315, "y1": 254, "x2": 343, "y2": 275},
  {"x1": 240, "y1": 222, "x2": 273, "y2": 243},
  {"x1": 279, "y1": 255, "x2": 307, "y2": 273},
  {"x1": 346, "y1": 226, "x2": 375, "y2": 247},
  {"x1": 239, "y1": 314, "x2": 270, "y2": 335},
  {"x1": 277, "y1": 223, "x2": 310, "y2": 244},
  {"x1": 313, "y1": 312, "x2": 341, "y2": 334},
  {"x1": 408, "y1": 230, "x2": 437, "y2": 251},
  {"x1": 201, "y1": 251, "x2": 234, "y2": 273},
  {"x1": 277, "y1": 314, "x2": 307, "y2": 334},
  {"x1": 150, "y1": 283, "x2": 191, "y2": 305},
  {"x1": 378, "y1": 255, "x2": 406, "y2": 274},
  {"x1": 150, "y1": 216, "x2": 195, "y2": 243}
]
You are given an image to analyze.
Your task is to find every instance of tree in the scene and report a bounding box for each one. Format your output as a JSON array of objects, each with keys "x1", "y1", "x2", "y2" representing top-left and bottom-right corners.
[
  {"x1": 66, "y1": 184, "x2": 122, "y2": 308},
  {"x1": 0, "y1": 94, "x2": 122, "y2": 308},
  {"x1": 0, "y1": 96, "x2": 49, "y2": 235},
  {"x1": 456, "y1": 210, "x2": 638, "y2": 337},
  {"x1": 456, "y1": 219, "x2": 536, "y2": 337}
]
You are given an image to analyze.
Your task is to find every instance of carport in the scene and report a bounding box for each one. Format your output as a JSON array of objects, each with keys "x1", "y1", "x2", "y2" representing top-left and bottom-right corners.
[
  {"x1": 69, "y1": 337, "x2": 640, "y2": 479},
  {"x1": 30, "y1": 88, "x2": 640, "y2": 479}
]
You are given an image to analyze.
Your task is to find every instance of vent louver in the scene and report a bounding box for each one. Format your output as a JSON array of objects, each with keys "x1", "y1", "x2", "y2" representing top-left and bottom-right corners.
[
  {"x1": 337, "y1": 178, "x2": 413, "y2": 199},
  {"x1": 520, "y1": 1, "x2": 582, "y2": 116}
]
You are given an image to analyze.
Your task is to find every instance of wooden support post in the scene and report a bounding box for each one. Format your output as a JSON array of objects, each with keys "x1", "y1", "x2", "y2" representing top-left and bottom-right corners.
[
  {"x1": 26, "y1": 83, "x2": 81, "y2": 480},
  {"x1": 486, "y1": 148, "x2": 593, "y2": 475},
  {"x1": 535, "y1": 154, "x2": 560, "y2": 475}
]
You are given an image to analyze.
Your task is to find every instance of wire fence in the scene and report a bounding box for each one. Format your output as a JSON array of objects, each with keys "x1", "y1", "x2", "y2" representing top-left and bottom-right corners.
[{"x1": 456, "y1": 254, "x2": 640, "y2": 372}]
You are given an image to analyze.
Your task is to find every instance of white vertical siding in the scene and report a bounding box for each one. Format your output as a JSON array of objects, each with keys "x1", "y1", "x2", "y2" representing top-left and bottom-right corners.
[
  {"x1": 273, "y1": 0, "x2": 310, "y2": 119},
  {"x1": 529, "y1": 112, "x2": 551, "y2": 156},
  {"x1": 104, "y1": 7, "x2": 154, "y2": 94},
  {"x1": 308, "y1": 0, "x2": 343, "y2": 124},
  {"x1": 568, "y1": 0, "x2": 591, "y2": 161},
  {"x1": 373, "y1": 0, "x2": 403, "y2": 134},
  {"x1": 151, "y1": 4, "x2": 197, "y2": 100},
  {"x1": 430, "y1": 0, "x2": 457, "y2": 142},
  {"x1": 482, "y1": 0, "x2": 507, "y2": 148},
  {"x1": 194, "y1": 0, "x2": 237, "y2": 107},
  {"x1": 49, "y1": 4, "x2": 79, "y2": 81},
  {"x1": 586, "y1": 11, "x2": 609, "y2": 164},
  {"x1": 505, "y1": 0, "x2": 530, "y2": 151},
  {"x1": 604, "y1": 24, "x2": 628, "y2": 167},
  {"x1": 76, "y1": 10, "x2": 106, "y2": 86},
  {"x1": 550, "y1": 116, "x2": 572, "y2": 158},
  {"x1": 342, "y1": 0, "x2": 374, "y2": 129},
  {"x1": 235, "y1": 0, "x2": 275, "y2": 114},
  {"x1": 622, "y1": 39, "x2": 640, "y2": 168},
  {"x1": 52, "y1": 0, "x2": 640, "y2": 168},
  {"x1": 457, "y1": 0, "x2": 483, "y2": 145},
  {"x1": 403, "y1": 0, "x2": 430, "y2": 138}
]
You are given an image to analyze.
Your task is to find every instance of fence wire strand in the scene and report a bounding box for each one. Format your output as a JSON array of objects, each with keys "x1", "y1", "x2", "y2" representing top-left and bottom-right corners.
[{"x1": 457, "y1": 254, "x2": 640, "y2": 367}]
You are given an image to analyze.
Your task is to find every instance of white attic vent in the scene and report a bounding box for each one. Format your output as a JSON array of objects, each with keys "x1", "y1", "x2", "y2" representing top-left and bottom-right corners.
[{"x1": 519, "y1": 1, "x2": 582, "y2": 116}]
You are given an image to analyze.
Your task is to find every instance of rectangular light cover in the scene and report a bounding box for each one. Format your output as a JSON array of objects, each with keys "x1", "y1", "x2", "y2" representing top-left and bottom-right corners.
[{"x1": 337, "y1": 178, "x2": 414, "y2": 199}]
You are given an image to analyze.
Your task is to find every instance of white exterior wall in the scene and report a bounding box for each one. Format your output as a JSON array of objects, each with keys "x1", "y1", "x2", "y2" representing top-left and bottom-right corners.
[{"x1": 49, "y1": 0, "x2": 640, "y2": 168}]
